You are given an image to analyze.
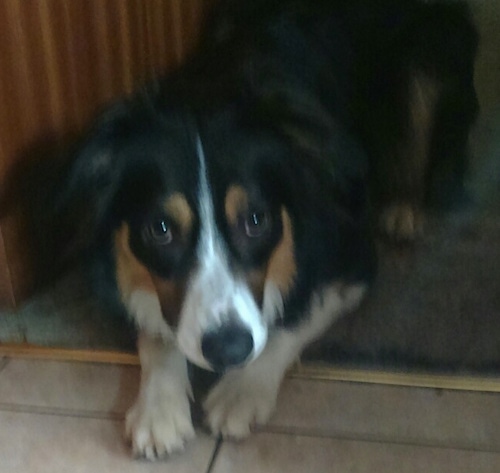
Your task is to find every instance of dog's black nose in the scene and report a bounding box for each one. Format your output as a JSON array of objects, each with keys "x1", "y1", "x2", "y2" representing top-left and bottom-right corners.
[{"x1": 201, "y1": 323, "x2": 254, "y2": 371}]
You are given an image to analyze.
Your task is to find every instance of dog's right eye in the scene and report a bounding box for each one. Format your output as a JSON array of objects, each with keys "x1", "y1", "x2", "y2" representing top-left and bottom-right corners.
[{"x1": 141, "y1": 219, "x2": 173, "y2": 246}]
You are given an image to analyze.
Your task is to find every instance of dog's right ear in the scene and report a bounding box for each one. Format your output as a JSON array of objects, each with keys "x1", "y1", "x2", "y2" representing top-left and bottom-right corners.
[{"x1": 52, "y1": 100, "x2": 133, "y2": 260}]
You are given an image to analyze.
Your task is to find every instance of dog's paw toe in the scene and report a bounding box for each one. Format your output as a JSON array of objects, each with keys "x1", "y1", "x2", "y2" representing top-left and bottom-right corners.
[
  {"x1": 380, "y1": 203, "x2": 424, "y2": 242},
  {"x1": 125, "y1": 397, "x2": 195, "y2": 460},
  {"x1": 203, "y1": 370, "x2": 278, "y2": 440}
]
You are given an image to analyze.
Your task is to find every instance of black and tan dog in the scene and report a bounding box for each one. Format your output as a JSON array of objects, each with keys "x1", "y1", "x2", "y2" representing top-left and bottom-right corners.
[{"x1": 56, "y1": 0, "x2": 478, "y2": 459}]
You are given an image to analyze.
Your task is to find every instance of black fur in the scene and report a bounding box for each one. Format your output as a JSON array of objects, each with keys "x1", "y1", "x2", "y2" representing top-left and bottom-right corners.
[{"x1": 56, "y1": 0, "x2": 478, "y2": 328}]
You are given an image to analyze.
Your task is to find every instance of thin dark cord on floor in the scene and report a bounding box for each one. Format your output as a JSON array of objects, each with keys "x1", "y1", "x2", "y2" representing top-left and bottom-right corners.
[{"x1": 205, "y1": 435, "x2": 223, "y2": 473}]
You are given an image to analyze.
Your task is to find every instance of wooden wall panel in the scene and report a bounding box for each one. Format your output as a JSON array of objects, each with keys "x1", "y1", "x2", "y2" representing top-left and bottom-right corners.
[
  {"x1": 0, "y1": 0, "x2": 213, "y2": 307},
  {"x1": 0, "y1": 228, "x2": 15, "y2": 307}
]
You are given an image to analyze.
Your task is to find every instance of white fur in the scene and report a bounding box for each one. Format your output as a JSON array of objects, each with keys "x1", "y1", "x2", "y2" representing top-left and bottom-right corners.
[
  {"x1": 125, "y1": 333, "x2": 194, "y2": 459},
  {"x1": 262, "y1": 280, "x2": 285, "y2": 324},
  {"x1": 127, "y1": 289, "x2": 174, "y2": 341},
  {"x1": 176, "y1": 136, "x2": 267, "y2": 369},
  {"x1": 204, "y1": 283, "x2": 367, "y2": 438}
]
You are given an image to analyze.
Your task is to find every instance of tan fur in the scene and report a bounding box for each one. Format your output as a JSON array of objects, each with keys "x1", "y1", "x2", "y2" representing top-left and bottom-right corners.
[
  {"x1": 380, "y1": 203, "x2": 424, "y2": 241},
  {"x1": 151, "y1": 274, "x2": 185, "y2": 328},
  {"x1": 224, "y1": 185, "x2": 248, "y2": 226},
  {"x1": 246, "y1": 269, "x2": 267, "y2": 306},
  {"x1": 239, "y1": 208, "x2": 296, "y2": 304},
  {"x1": 409, "y1": 72, "x2": 440, "y2": 185},
  {"x1": 115, "y1": 224, "x2": 156, "y2": 297},
  {"x1": 266, "y1": 208, "x2": 296, "y2": 295},
  {"x1": 164, "y1": 193, "x2": 194, "y2": 239},
  {"x1": 114, "y1": 223, "x2": 184, "y2": 327},
  {"x1": 381, "y1": 72, "x2": 440, "y2": 241}
]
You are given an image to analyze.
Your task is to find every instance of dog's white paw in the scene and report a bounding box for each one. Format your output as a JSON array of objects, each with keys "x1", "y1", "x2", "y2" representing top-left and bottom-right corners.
[
  {"x1": 125, "y1": 393, "x2": 195, "y2": 460},
  {"x1": 203, "y1": 368, "x2": 280, "y2": 440}
]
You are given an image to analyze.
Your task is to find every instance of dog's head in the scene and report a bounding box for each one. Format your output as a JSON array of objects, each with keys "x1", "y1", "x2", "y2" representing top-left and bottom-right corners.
[{"x1": 57, "y1": 81, "x2": 368, "y2": 372}]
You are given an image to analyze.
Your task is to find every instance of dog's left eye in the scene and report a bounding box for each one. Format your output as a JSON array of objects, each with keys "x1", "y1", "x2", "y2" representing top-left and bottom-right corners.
[
  {"x1": 243, "y1": 211, "x2": 270, "y2": 238},
  {"x1": 142, "y1": 219, "x2": 173, "y2": 245}
]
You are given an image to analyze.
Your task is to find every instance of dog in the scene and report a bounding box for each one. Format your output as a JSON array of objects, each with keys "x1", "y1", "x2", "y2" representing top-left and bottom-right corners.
[{"x1": 55, "y1": 0, "x2": 478, "y2": 459}]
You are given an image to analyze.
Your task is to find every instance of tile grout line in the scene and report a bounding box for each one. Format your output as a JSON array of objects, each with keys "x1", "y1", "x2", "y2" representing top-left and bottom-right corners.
[
  {"x1": 258, "y1": 425, "x2": 500, "y2": 455},
  {"x1": 1, "y1": 396, "x2": 499, "y2": 457},
  {"x1": 0, "y1": 402, "x2": 124, "y2": 421}
]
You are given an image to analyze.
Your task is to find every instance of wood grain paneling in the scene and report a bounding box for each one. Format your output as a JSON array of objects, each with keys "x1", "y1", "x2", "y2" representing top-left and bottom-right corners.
[
  {"x1": 0, "y1": 227, "x2": 15, "y2": 307},
  {"x1": 0, "y1": 0, "x2": 212, "y2": 307}
]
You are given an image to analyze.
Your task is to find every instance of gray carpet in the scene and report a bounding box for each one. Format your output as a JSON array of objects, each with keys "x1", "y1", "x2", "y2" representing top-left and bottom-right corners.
[
  {"x1": 0, "y1": 269, "x2": 136, "y2": 352},
  {"x1": 303, "y1": 209, "x2": 500, "y2": 374}
]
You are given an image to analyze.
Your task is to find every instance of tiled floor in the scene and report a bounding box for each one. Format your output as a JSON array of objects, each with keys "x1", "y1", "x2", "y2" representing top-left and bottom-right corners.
[{"x1": 1, "y1": 357, "x2": 499, "y2": 472}]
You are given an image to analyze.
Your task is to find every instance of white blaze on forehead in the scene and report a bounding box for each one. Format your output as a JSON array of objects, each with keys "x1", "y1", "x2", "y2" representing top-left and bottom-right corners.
[
  {"x1": 195, "y1": 135, "x2": 217, "y2": 260},
  {"x1": 176, "y1": 135, "x2": 267, "y2": 370}
]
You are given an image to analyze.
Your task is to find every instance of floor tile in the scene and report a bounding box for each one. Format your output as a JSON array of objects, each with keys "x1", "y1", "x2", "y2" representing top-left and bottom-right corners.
[
  {"x1": 212, "y1": 432, "x2": 500, "y2": 473},
  {"x1": 267, "y1": 378, "x2": 500, "y2": 451},
  {"x1": 0, "y1": 410, "x2": 216, "y2": 473},
  {"x1": 0, "y1": 359, "x2": 139, "y2": 415}
]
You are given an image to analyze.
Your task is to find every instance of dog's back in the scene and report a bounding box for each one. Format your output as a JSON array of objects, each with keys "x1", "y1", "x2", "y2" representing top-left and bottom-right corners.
[{"x1": 162, "y1": 0, "x2": 478, "y2": 240}]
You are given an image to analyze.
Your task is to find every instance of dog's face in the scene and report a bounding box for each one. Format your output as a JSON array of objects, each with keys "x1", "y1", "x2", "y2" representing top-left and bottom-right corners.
[
  {"x1": 64, "y1": 98, "x2": 311, "y2": 372},
  {"x1": 60, "y1": 83, "x2": 368, "y2": 372},
  {"x1": 172, "y1": 136, "x2": 295, "y2": 371}
]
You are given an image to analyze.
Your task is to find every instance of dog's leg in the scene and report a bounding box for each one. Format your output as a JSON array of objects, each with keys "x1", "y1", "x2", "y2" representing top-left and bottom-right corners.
[
  {"x1": 204, "y1": 283, "x2": 366, "y2": 439},
  {"x1": 126, "y1": 332, "x2": 195, "y2": 460},
  {"x1": 377, "y1": 71, "x2": 440, "y2": 242},
  {"x1": 426, "y1": 84, "x2": 478, "y2": 210},
  {"x1": 376, "y1": 4, "x2": 478, "y2": 241}
]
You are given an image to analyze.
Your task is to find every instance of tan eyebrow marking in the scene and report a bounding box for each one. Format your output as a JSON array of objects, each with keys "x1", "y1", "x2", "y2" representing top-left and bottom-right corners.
[
  {"x1": 163, "y1": 193, "x2": 194, "y2": 237},
  {"x1": 225, "y1": 185, "x2": 249, "y2": 226}
]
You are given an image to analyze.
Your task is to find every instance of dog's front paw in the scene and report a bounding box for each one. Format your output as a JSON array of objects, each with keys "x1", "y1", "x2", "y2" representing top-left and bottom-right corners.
[
  {"x1": 125, "y1": 393, "x2": 195, "y2": 460},
  {"x1": 203, "y1": 368, "x2": 280, "y2": 440},
  {"x1": 380, "y1": 202, "x2": 424, "y2": 242}
]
